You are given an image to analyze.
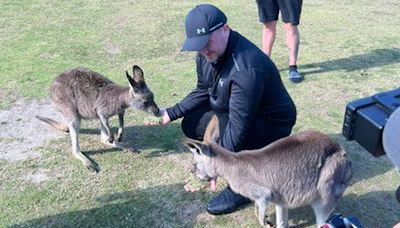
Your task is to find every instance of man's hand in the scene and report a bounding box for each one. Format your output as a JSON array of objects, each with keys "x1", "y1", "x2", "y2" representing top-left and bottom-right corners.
[
  {"x1": 143, "y1": 108, "x2": 171, "y2": 126},
  {"x1": 159, "y1": 108, "x2": 172, "y2": 125}
]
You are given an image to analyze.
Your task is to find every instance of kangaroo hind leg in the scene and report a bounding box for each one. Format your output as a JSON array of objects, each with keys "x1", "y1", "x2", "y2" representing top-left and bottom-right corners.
[{"x1": 68, "y1": 118, "x2": 99, "y2": 173}]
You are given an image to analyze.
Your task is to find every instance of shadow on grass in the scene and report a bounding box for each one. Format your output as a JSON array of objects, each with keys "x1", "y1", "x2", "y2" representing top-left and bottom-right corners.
[
  {"x1": 7, "y1": 176, "x2": 400, "y2": 227},
  {"x1": 300, "y1": 48, "x2": 400, "y2": 76},
  {"x1": 79, "y1": 122, "x2": 185, "y2": 157},
  {"x1": 285, "y1": 190, "x2": 400, "y2": 227},
  {"x1": 334, "y1": 190, "x2": 400, "y2": 227},
  {"x1": 9, "y1": 183, "x2": 212, "y2": 228}
]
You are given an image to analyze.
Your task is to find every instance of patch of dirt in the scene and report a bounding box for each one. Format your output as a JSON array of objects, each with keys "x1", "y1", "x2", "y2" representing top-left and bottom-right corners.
[
  {"x1": 0, "y1": 98, "x2": 63, "y2": 161},
  {"x1": 21, "y1": 169, "x2": 50, "y2": 184},
  {"x1": 105, "y1": 40, "x2": 121, "y2": 55}
]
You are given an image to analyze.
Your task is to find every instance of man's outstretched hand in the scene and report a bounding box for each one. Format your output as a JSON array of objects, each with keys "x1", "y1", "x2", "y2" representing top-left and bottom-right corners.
[{"x1": 143, "y1": 108, "x2": 171, "y2": 126}]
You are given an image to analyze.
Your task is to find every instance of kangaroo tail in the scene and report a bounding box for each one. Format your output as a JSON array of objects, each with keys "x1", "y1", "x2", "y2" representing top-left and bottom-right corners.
[
  {"x1": 318, "y1": 148, "x2": 353, "y2": 199},
  {"x1": 35, "y1": 115, "x2": 69, "y2": 132},
  {"x1": 342, "y1": 153, "x2": 353, "y2": 186},
  {"x1": 324, "y1": 142, "x2": 353, "y2": 186},
  {"x1": 330, "y1": 149, "x2": 353, "y2": 197}
]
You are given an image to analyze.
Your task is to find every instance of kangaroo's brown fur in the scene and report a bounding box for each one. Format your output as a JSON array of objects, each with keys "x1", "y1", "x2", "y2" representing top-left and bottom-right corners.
[
  {"x1": 37, "y1": 65, "x2": 160, "y2": 172},
  {"x1": 183, "y1": 115, "x2": 352, "y2": 227}
]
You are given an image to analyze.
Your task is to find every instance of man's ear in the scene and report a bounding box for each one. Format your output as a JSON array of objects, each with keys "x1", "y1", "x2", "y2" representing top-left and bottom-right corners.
[{"x1": 222, "y1": 23, "x2": 230, "y2": 31}]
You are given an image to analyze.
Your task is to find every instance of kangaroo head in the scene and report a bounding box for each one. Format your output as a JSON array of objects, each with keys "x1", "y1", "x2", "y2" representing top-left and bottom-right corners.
[
  {"x1": 126, "y1": 65, "x2": 160, "y2": 116},
  {"x1": 182, "y1": 138, "x2": 217, "y2": 181}
]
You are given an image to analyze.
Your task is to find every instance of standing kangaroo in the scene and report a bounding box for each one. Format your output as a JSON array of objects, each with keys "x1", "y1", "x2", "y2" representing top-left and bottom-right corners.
[
  {"x1": 36, "y1": 65, "x2": 160, "y2": 172},
  {"x1": 182, "y1": 116, "x2": 352, "y2": 227}
]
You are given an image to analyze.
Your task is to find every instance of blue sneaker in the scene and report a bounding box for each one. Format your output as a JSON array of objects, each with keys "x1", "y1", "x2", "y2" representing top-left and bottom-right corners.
[{"x1": 288, "y1": 70, "x2": 303, "y2": 83}]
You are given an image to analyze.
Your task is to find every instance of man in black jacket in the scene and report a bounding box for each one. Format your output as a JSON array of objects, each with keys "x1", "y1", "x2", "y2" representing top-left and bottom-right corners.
[{"x1": 160, "y1": 4, "x2": 297, "y2": 215}]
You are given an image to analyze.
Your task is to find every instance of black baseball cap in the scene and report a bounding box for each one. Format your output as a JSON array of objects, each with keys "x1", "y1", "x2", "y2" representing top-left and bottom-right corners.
[{"x1": 181, "y1": 4, "x2": 227, "y2": 51}]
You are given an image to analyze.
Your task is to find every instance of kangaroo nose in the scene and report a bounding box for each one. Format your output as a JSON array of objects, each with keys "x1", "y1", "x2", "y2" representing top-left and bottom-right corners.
[{"x1": 153, "y1": 107, "x2": 161, "y2": 116}]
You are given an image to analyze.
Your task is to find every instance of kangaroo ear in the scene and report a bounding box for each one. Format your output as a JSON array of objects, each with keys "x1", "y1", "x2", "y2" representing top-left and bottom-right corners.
[
  {"x1": 182, "y1": 138, "x2": 203, "y2": 154},
  {"x1": 182, "y1": 138, "x2": 215, "y2": 157},
  {"x1": 132, "y1": 65, "x2": 145, "y2": 83},
  {"x1": 126, "y1": 70, "x2": 136, "y2": 85},
  {"x1": 204, "y1": 115, "x2": 220, "y2": 144}
]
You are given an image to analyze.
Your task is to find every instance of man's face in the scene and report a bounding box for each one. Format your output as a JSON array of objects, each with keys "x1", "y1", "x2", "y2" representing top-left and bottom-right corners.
[{"x1": 199, "y1": 26, "x2": 229, "y2": 63}]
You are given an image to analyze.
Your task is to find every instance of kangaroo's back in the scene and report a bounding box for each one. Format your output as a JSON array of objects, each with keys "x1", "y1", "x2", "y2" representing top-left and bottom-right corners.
[
  {"x1": 50, "y1": 68, "x2": 116, "y2": 119},
  {"x1": 237, "y1": 130, "x2": 351, "y2": 207}
]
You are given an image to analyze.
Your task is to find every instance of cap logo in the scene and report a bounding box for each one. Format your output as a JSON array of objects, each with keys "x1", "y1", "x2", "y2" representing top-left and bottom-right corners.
[{"x1": 197, "y1": 27, "x2": 206, "y2": 35}]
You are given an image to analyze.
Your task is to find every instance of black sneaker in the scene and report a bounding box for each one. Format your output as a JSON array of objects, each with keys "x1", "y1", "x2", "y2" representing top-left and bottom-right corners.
[{"x1": 206, "y1": 185, "x2": 251, "y2": 215}]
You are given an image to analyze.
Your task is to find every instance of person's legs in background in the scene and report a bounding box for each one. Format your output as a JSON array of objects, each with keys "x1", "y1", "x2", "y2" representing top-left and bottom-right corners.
[
  {"x1": 257, "y1": 0, "x2": 279, "y2": 57},
  {"x1": 261, "y1": 20, "x2": 277, "y2": 56},
  {"x1": 257, "y1": 0, "x2": 304, "y2": 83},
  {"x1": 281, "y1": 0, "x2": 303, "y2": 83},
  {"x1": 284, "y1": 22, "x2": 302, "y2": 83},
  {"x1": 284, "y1": 23, "x2": 300, "y2": 67}
]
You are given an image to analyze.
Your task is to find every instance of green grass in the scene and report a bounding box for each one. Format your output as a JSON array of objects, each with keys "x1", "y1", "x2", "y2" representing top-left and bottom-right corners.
[{"x1": 1, "y1": 0, "x2": 400, "y2": 227}]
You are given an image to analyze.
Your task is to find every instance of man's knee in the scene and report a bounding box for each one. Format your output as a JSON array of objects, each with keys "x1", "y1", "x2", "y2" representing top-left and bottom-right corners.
[
  {"x1": 181, "y1": 108, "x2": 214, "y2": 140},
  {"x1": 283, "y1": 23, "x2": 298, "y2": 33},
  {"x1": 263, "y1": 21, "x2": 277, "y2": 30},
  {"x1": 181, "y1": 116, "x2": 198, "y2": 140}
]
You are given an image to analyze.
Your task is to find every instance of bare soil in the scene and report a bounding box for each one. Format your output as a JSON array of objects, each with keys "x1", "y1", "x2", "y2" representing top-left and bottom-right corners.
[
  {"x1": 0, "y1": 98, "x2": 63, "y2": 183},
  {"x1": 0, "y1": 98, "x2": 63, "y2": 161}
]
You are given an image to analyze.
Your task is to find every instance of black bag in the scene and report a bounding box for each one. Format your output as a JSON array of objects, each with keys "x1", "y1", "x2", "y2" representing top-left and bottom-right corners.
[{"x1": 342, "y1": 88, "x2": 400, "y2": 157}]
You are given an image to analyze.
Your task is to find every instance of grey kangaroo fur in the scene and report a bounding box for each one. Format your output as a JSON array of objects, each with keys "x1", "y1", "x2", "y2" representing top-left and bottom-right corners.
[
  {"x1": 36, "y1": 65, "x2": 160, "y2": 173},
  {"x1": 182, "y1": 115, "x2": 352, "y2": 227}
]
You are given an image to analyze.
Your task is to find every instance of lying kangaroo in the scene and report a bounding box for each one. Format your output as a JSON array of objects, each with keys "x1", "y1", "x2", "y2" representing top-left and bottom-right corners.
[
  {"x1": 182, "y1": 116, "x2": 352, "y2": 227},
  {"x1": 36, "y1": 65, "x2": 160, "y2": 172}
]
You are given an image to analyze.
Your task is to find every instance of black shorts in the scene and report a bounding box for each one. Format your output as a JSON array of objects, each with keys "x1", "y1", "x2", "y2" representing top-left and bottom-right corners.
[{"x1": 256, "y1": 0, "x2": 303, "y2": 25}]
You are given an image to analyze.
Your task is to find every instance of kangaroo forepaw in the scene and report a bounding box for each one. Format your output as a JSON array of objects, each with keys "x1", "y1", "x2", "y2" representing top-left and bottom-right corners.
[
  {"x1": 260, "y1": 215, "x2": 275, "y2": 228},
  {"x1": 265, "y1": 220, "x2": 275, "y2": 228}
]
